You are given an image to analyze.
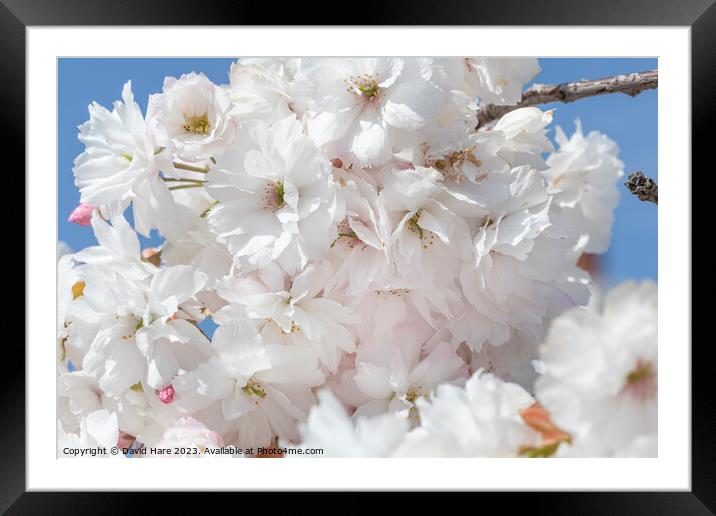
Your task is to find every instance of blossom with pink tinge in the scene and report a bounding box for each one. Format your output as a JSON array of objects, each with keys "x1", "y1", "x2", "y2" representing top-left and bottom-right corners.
[
  {"x1": 68, "y1": 204, "x2": 96, "y2": 226},
  {"x1": 158, "y1": 385, "x2": 175, "y2": 404},
  {"x1": 155, "y1": 417, "x2": 226, "y2": 453}
]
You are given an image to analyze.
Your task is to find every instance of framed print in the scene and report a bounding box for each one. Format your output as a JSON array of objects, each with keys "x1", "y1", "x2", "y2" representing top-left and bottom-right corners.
[{"x1": 8, "y1": 0, "x2": 710, "y2": 511}]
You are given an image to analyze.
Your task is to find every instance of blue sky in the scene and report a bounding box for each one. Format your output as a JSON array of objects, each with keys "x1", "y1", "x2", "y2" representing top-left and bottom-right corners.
[{"x1": 58, "y1": 57, "x2": 657, "y2": 289}]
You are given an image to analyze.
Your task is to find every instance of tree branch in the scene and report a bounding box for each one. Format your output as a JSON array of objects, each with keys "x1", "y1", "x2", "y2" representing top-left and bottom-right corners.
[
  {"x1": 625, "y1": 171, "x2": 658, "y2": 205},
  {"x1": 477, "y1": 70, "x2": 658, "y2": 126}
]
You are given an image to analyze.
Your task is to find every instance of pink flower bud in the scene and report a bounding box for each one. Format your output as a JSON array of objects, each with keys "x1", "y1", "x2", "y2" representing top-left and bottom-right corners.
[
  {"x1": 158, "y1": 385, "x2": 175, "y2": 404},
  {"x1": 68, "y1": 204, "x2": 96, "y2": 226}
]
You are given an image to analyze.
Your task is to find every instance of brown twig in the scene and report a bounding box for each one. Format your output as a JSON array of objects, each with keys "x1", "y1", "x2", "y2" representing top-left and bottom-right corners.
[{"x1": 477, "y1": 70, "x2": 658, "y2": 126}]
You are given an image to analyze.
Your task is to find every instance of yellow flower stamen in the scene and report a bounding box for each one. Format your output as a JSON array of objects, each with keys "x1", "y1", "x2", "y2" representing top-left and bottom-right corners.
[
  {"x1": 183, "y1": 114, "x2": 211, "y2": 135},
  {"x1": 71, "y1": 281, "x2": 85, "y2": 300}
]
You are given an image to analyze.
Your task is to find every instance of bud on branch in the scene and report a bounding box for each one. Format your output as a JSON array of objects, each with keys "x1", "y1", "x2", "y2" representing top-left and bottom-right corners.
[{"x1": 625, "y1": 171, "x2": 658, "y2": 205}]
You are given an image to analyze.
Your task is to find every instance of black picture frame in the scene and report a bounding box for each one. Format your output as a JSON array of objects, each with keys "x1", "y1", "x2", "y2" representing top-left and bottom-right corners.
[{"x1": 7, "y1": 0, "x2": 707, "y2": 512}]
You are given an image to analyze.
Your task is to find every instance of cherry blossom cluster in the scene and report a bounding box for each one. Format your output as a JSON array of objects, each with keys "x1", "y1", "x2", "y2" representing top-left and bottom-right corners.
[{"x1": 58, "y1": 58, "x2": 656, "y2": 458}]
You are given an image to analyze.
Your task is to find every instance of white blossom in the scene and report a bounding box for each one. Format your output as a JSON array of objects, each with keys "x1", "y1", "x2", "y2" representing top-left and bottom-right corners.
[
  {"x1": 463, "y1": 58, "x2": 540, "y2": 106},
  {"x1": 394, "y1": 370, "x2": 539, "y2": 457},
  {"x1": 336, "y1": 338, "x2": 467, "y2": 421},
  {"x1": 73, "y1": 81, "x2": 191, "y2": 237},
  {"x1": 59, "y1": 57, "x2": 656, "y2": 459},
  {"x1": 287, "y1": 390, "x2": 409, "y2": 457},
  {"x1": 535, "y1": 280, "x2": 657, "y2": 457},
  {"x1": 151, "y1": 72, "x2": 237, "y2": 162},
  {"x1": 173, "y1": 319, "x2": 324, "y2": 449},
  {"x1": 206, "y1": 115, "x2": 342, "y2": 274},
  {"x1": 292, "y1": 58, "x2": 457, "y2": 167},
  {"x1": 151, "y1": 417, "x2": 230, "y2": 457},
  {"x1": 215, "y1": 262, "x2": 358, "y2": 373},
  {"x1": 543, "y1": 120, "x2": 624, "y2": 254},
  {"x1": 58, "y1": 409, "x2": 120, "y2": 457}
]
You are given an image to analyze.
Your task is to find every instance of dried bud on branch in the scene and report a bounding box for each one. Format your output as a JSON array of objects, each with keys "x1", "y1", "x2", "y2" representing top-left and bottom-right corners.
[{"x1": 625, "y1": 171, "x2": 658, "y2": 205}]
